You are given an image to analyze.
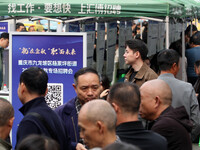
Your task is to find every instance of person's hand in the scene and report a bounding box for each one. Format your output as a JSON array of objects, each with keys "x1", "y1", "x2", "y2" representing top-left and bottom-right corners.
[
  {"x1": 100, "y1": 89, "x2": 110, "y2": 98},
  {"x1": 76, "y1": 143, "x2": 87, "y2": 150}
]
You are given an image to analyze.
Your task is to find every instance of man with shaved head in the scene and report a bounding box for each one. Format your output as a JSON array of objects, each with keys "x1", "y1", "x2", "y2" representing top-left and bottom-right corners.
[
  {"x1": 107, "y1": 82, "x2": 167, "y2": 150},
  {"x1": 78, "y1": 99, "x2": 120, "y2": 149},
  {"x1": 140, "y1": 79, "x2": 192, "y2": 150}
]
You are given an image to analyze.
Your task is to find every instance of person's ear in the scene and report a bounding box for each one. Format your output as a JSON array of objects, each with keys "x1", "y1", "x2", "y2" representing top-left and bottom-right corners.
[
  {"x1": 154, "y1": 96, "x2": 161, "y2": 109},
  {"x1": 0, "y1": 38, "x2": 3, "y2": 43},
  {"x1": 72, "y1": 83, "x2": 77, "y2": 91},
  {"x1": 111, "y1": 102, "x2": 120, "y2": 114},
  {"x1": 44, "y1": 88, "x2": 48, "y2": 96},
  {"x1": 8, "y1": 117, "x2": 14, "y2": 128},
  {"x1": 135, "y1": 51, "x2": 140, "y2": 59},
  {"x1": 96, "y1": 121, "x2": 104, "y2": 134},
  {"x1": 20, "y1": 82, "x2": 26, "y2": 94}
]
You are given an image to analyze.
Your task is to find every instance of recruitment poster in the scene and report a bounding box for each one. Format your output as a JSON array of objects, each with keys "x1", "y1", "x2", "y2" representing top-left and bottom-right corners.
[
  {"x1": 0, "y1": 22, "x2": 8, "y2": 33},
  {"x1": 106, "y1": 21, "x2": 117, "y2": 81},
  {"x1": 82, "y1": 22, "x2": 95, "y2": 68},
  {"x1": 118, "y1": 21, "x2": 126, "y2": 69},
  {"x1": 10, "y1": 32, "x2": 86, "y2": 147},
  {"x1": 96, "y1": 22, "x2": 105, "y2": 74}
]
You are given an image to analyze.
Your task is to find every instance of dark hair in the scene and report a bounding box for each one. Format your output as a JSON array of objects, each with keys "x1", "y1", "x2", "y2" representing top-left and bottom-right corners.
[
  {"x1": 125, "y1": 39, "x2": 148, "y2": 61},
  {"x1": 16, "y1": 22, "x2": 25, "y2": 30},
  {"x1": 103, "y1": 142, "x2": 141, "y2": 150},
  {"x1": 101, "y1": 74, "x2": 110, "y2": 90},
  {"x1": 74, "y1": 67, "x2": 100, "y2": 85},
  {"x1": 0, "y1": 98, "x2": 14, "y2": 126},
  {"x1": 20, "y1": 67, "x2": 48, "y2": 95},
  {"x1": 169, "y1": 40, "x2": 182, "y2": 57},
  {"x1": 108, "y1": 82, "x2": 140, "y2": 114},
  {"x1": 157, "y1": 49, "x2": 180, "y2": 71},
  {"x1": 185, "y1": 24, "x2": 197, "y2": 36},
  {"x1": 0, "y1": 32, "x2": 9, "y2": 40},
  {"x1": 17, "y1": 134, "x2": 59, "y2": 150},
  {"x1": 190, "y1": 31, "x2": 200, "y2": 45}
]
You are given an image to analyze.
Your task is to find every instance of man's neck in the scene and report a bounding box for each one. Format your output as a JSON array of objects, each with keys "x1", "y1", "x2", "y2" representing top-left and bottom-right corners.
[
  {"x1": 0, "y1": 127, "x2": 8, "y2": 140},
  {"x1": 102, "y1": 132, "x2": 118, "y2": 148},
  {"x1": 117, "y1": 113, "x2": 139, "y2": 126},
  {"x1": 153, "y1": 105, "x2": 169, "y2": 120},
  {"x1": 160, "y1": 70, "x2": 175, "y2": 76},
  {"x1": 131, "y1": 60, "x2": 144, "y2": 72},
  {"x1": 23, "y1": 94, "x2": 43, "y2": 104}
]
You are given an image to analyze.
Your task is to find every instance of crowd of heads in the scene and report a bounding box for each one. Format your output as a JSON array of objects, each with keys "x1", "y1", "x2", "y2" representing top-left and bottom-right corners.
[{"x1": 2, "y1": 22, "x2": 199, "y2": 150}]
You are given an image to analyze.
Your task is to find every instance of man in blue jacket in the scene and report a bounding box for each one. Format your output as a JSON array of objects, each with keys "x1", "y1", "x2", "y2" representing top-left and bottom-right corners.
[
  {"x1": 186, "y1": 31, "x2": 200, "y2": 85},
  {"x1": 16, "y1": 67, "x2": 71, "y2": 150},
  {"x1": 55, "y1": 67, "x2": 102, "y2": 150}
]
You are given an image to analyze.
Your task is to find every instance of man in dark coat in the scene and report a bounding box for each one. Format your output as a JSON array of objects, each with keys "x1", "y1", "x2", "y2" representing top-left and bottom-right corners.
[
  {"x1": 107, "y1": 82, "x2": 167, "y2": 150},
  {"x1": 16, "y1": 67, "x2": 71, "y2": 150},
  {"x1": 55, "y1": 67, "x2": 102, "y2": 150},
  {"x1": 140, "y1": 79, "x2": 193, "y2": 150}
]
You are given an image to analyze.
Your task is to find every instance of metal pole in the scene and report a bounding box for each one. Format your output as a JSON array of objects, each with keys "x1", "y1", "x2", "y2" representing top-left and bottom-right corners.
[
  {"x1": 140, "y1": 21, "x2": 142, "y2": 40},
  {"x1": 165, "y1": 16, "x2": 169, "y2": 49},
  {"x1": 182, "y1": 20, "x2": 186, "y2": 81},
  {"x1": 14, "y1": 18, "x2": 16, "y2": 31},
  {"x1": 190, "y1": 19, "x2": 193, "y2": 37}
]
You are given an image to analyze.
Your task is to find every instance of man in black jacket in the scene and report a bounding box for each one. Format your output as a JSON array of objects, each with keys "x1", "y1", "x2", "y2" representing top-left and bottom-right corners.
[
  {"x1": 16, "y1": 67, "x2": 71, "y2": 150},
  {"x1": 139, "y1": 79, "x2": 193, "y2": 150},
  {"x1": 107, "y1": 82, "x2": 167, "y2": 150}
]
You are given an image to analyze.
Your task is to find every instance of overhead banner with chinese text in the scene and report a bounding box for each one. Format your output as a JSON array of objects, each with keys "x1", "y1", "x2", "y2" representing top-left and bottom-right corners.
[
  {"x1": 10, "y1": 32, "x2": 87, "y2": 147},
  {"x1": 0, "y1": 0, "x2": 186, "y2": 18}
]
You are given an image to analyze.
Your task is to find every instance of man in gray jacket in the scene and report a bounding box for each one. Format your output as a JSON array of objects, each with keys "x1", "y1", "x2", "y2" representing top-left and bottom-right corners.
[{"x1": 157, "y1": 49, "x2": 200, "y2": 142}]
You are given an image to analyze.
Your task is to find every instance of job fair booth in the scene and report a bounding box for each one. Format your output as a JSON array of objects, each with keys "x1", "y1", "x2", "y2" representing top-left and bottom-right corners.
[
  {"x1": 10, "y1": 32, "x2": 87, "y2": 146},
  {"x1": 0, "y1": 0, "x2": 200, "y2": 147}
]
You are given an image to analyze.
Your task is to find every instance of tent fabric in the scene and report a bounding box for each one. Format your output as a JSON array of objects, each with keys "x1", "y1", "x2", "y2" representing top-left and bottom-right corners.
[
  {"x1": 173, "y1": 0, "x2": 200, "y2": 17},
  {"x1": 0, "y1": 0, "x2": 187, "y2": 18}
]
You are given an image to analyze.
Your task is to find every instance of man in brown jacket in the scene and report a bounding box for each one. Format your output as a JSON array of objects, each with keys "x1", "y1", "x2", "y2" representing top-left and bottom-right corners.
[{"x1": 124, "y1": 39, "x2": 157, "y2": 87}]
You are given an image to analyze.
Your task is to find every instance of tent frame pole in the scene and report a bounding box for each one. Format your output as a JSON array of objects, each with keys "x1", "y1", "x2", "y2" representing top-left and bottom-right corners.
[
  {"x1": 190, "y1": 18, "x2": 193, "y2": 37},
  {"x1": 182, "y1": 18, "x2": 186, "y2": 81},
  {"x1": 165, "y1": 16, "x2": 169, "y2": 49}
]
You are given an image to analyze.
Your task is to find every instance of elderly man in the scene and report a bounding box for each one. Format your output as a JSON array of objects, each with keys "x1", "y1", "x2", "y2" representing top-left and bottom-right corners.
[
  {"x1": 139, "y1": 79, "x2": 192, "y2": 150},
  {"x1": 107, "y1": 82, "x2": 167, "y2": 150},
  {"x1": 16, "y1": 67, "x2": 71, "y2": 150},
  {"x1": 78, "y1": 100, "x2": 120, "y2": 149},
  {"x1": 55, "y1": 67, "x2": 102, "y2": 150},
  {"x1": 0, "y1": 98, "x2": 14, "y2": 150},
  {"x1": 123, "y1": 39, "x2": 157, "y2": 87},
  {"x1": 157, "y1": 49, "x2": 200, "y2": 142}
]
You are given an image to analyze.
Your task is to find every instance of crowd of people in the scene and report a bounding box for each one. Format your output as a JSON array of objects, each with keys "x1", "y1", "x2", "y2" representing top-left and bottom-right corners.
[{"x1": 0, "y1": 22, "x2": 200, "y2": 150}]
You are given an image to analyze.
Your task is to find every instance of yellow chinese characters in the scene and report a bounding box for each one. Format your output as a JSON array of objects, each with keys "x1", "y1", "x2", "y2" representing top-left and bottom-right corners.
[{"x1": 20, "y1": 47, "x2": 77, "y2": 56}]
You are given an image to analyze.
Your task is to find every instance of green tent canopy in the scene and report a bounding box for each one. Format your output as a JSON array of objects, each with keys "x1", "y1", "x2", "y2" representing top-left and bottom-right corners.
[{"x1": 0, "y1": 0, "x2": 186, "y2": 18}]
